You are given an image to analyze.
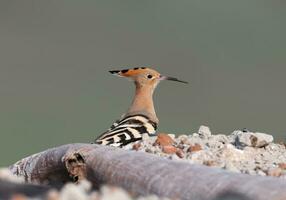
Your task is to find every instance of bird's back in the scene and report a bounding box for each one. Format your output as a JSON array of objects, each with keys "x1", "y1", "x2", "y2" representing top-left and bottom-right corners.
[{"x1": 95, "y1": 114, "x2": 157, "y2": 147}]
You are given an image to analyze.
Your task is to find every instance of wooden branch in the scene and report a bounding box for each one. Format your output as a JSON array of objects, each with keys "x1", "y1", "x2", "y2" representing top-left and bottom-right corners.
[{"x1": 9, "y1": 143, "x2": 286, "y2": 200}]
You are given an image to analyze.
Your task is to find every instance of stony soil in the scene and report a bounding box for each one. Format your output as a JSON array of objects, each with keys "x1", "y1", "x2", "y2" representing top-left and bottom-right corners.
[
  {"x1": 125, "y1": 126, "x2": 286, "y2": 178},
  {"x1": 1, "y1": 126, "x2": 285, "y2": 200}
]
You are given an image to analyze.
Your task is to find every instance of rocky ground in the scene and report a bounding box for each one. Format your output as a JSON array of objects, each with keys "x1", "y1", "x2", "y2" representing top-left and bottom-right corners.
[
  {"x1": 1, "y1": 126, "x2": 286, "y2": 200},
  {"x1": 125, "y1": 126, "x2": 286, "y2": 178}
]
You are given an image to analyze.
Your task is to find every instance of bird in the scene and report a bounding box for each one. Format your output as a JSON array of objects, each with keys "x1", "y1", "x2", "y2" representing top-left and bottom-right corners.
[{"x1": 95, "y1": 67, "x2": 188, "y2": 147}]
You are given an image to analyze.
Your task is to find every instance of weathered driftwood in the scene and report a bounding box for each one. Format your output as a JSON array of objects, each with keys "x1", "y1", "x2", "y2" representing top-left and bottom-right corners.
[{"x1": 9, "y1": 143, "x2": 286, "y2": 200}]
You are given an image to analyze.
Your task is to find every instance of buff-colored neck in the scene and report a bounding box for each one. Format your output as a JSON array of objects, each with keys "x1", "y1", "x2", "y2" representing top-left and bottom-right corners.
[{"x1": 125, "y1": 83, "x2": 158, "y2": 123}]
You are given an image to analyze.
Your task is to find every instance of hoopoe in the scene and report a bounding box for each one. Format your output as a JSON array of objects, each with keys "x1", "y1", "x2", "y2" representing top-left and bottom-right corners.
[{"x1": 95, "y1": 67, "x2": 188, "y2": 147}]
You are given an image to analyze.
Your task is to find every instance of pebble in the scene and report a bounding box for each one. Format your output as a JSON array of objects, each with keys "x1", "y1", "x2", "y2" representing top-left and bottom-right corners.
[
  {"x1": 177, "y1": 135, "x2": 189, "y2": 144},
  {"x1": 162, "y1": 145, "x2": 177, "y2": 154},
  {"x1": 142, "y1": 133, "x2": 150, "y2": 141},
  {"x1": 175, "y1": 149, "x2": 185, "y2": 158},
  {"x1": 198, "y1": 125, "x2": 211, "y2": 138},
  {"x1": 59, "y1": 181, "x2": 90, "y2": 200},
  {"x1": 267, "y1": 168, "x2": 282, "y2": 177},
  {"x1": 132, "y1": 143, "x2": 141, "y2": 151},
  {"x1": 223, "y1": 162, "x2": 240, "y2": 173},
  {"x1": 278, "y1": 163, "x2": 286, "y2": 170},
  {"x1": 167, "y1": 134, "x2": 176, "y2": 140},
  {"x1": 231, "y1": 130, "x2": 273, "y2": 148},
  {"x1": 187, "y1": 144, "x2": 202, "y2": 153},
  {"x1": 203, "y1": 160, "x2": 216, "y2": 167},
  {"x1": 154, "y1": 133, "x2": 175, "y2": 147},
  {"x1": 100, "y1": 186, "x2": 132, "y2": 200},
  {"x1": 131, "y1": 126, "x2": 286, "y2": 178}
]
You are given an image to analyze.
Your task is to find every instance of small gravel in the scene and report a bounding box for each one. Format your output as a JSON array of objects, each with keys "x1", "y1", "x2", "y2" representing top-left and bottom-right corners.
[
  {"x1": 2, "y1": 126, "x2": 285, "y2": 200},
  {"x1": 124, "y1": 126, "x2": 286, "y2": 177},
  {"x1": 45, "y1": 181, "x2": 171, "y2": 200}
]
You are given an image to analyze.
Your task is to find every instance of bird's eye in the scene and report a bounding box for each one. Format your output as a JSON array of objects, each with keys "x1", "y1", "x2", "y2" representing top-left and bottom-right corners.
[{"x1": 147, "y1": 74, "x2": 153, "y2": 79}]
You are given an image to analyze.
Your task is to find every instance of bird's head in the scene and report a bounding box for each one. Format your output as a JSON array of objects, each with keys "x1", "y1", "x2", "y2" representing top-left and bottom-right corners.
[{"x1": 109, "y1": 67, "x2": 188, "y2": 89}]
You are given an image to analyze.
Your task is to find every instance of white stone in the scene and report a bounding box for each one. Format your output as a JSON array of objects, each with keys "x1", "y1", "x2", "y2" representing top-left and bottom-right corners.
[
  {"x1": 142, "y1": 133, "x2": 150, "y2": 141},
  {"x1": 198, "y1": 125, "x2": 211, "y2": 138},
  {"x1": 233, "y1": 130, "x2": 273, "y2": 148},
  {"x1": 59, "y1": 182, "x2": 90, "y2": 200},
  {"x1": 100, "y1": 186, "x2": 132, "y2": 200},
  {"x1": 167, "y1": 134, "x2": 176, "y2": 140},
  {"x1": 0, "y1": 168, "x2": 24, "y2": 183}
]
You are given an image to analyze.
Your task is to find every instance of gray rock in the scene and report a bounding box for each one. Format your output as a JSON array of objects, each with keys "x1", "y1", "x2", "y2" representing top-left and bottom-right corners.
[
  {"x1": 198, "y1": 125, "x2": 211, "y2": 138},
  {"x1": 232, "y1": 130, "x2": 273, "y2": 148}
]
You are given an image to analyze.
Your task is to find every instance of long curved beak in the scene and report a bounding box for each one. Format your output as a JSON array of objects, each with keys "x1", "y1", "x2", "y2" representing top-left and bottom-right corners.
[{"x1": 159, "y1": 75, "x2": 188, "y2": 84}]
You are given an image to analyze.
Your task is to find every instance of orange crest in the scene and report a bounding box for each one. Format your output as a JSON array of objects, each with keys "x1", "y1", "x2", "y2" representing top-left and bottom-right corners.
[{"x1": 110, "y1": 67, "x2": 156, "y2": 77}]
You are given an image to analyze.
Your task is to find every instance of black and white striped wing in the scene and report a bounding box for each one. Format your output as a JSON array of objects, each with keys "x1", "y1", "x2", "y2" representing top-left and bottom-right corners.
[{"x1": 95, "y1": 115, "x2": 157, "y2": 147}]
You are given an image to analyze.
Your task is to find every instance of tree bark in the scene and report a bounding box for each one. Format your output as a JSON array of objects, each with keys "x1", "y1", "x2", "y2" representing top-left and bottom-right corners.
[{"x1": 9, "y1": 143, "x2": 286, "y2": 200}]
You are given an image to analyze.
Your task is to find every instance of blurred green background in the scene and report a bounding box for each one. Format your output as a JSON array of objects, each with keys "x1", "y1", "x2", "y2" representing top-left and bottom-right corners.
[{"x1": 0, "y1": 0, "x2": 285, "y2": 166}]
